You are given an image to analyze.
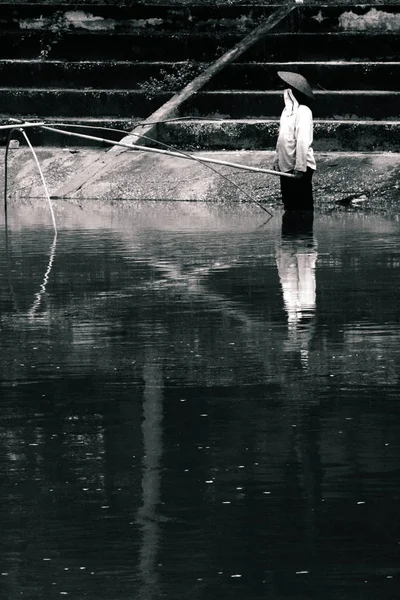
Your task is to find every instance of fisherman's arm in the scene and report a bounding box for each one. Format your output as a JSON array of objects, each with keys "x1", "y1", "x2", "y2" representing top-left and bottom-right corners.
[{"x1": 294, "y1": 107, "x2": 313, "y2": 177}]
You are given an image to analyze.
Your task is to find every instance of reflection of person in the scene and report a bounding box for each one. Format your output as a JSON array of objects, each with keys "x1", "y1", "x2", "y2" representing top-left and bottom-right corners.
[
  {"x1": 281, "y1": 209, "x2": 314, "y2": 237},
  {"x1": 273, "y1": 71, "x2": 316, "y2": 212},
  {"x1": 276, "y1": 213, "x2": 317, "y2": 368}
]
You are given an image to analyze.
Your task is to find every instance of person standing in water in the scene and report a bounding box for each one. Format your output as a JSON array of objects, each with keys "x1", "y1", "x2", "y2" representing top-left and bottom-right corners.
[{"x1": 273, "y1": 71, "x2": 316, "y2": 211}]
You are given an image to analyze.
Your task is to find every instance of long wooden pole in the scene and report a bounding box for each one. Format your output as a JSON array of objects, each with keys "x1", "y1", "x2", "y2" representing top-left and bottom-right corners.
[
  {"x1": 41, "y1": 124, "x2": 295, "y2": 178},
  {"x1": 0, "y1": 122, "x2": 45, "y2": 130},
  {"x1": 20, "y1": 129, "x2": 57, "y2": 233}
]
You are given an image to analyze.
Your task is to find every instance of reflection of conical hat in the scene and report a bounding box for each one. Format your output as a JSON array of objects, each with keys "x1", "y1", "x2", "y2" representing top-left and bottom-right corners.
[{"x1": 277, "y1": 71, "x2": 315, "y2": 100}]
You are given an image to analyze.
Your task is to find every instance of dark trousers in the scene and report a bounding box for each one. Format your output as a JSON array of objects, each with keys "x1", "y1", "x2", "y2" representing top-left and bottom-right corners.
[
  {"x1": 280, "y1": 167, "x2": 314, "y2": 211},
  {"x1": 281, "y1": 210, "x2": 314, "y2": 237}
]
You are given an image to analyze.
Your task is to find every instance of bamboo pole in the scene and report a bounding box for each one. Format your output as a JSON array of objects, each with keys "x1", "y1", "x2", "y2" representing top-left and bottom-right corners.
[
  {"x1": 0, "y1": 122, "x2": 45, "y2": 130},
  {"x1": 19, "y1": 129, "x2": 57, "y2": 233},
  {"x1": 41, "y1": 124, "x2": 295, "y2": 179}
]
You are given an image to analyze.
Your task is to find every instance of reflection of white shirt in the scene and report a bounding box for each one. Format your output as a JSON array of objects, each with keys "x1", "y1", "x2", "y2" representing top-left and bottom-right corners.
[
  {"x1": 276, "y1": 240, "x2": 317, "y2": 368},
  {"x1": 276, "y1": 243, "x2": 317, "y2": 327},
  {"x1": 276, "y1": 89, "x2": 316, "y2": 173}
]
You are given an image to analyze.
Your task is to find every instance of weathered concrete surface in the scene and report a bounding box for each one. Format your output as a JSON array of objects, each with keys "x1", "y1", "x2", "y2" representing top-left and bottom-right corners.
[
  {"x1": 158, "y1": 119, "x2": 400, "y2": 152},
  {"x1": 2, "y1": 147, "x2": 400, "y2": 215},
  {"x1": 339, "y1": 7, "x2": 400, "y2": 31}
]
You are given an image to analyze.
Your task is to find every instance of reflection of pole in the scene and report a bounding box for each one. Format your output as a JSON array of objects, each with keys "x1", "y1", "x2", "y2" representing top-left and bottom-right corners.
[
  {"x1": 4, "y1": 128, "x2": 16, "y2": 220},
  {"x1": 4, "y1": 176, "x2": 18, "y2": 312},
  {"x1": 28, "y1": 231, "x2": 58, "y2": 319},
  {"x1": 291, "y1": 412, "x2": 323, "y2": 587},
  {"x1": 137, "y1": 350, "x2": 163, "y2": 599}
]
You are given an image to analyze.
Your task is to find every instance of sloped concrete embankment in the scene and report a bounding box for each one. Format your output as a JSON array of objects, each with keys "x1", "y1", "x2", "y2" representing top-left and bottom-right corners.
[{"x1": 2, "y1": 146, "x2": 400, "y2": 215}]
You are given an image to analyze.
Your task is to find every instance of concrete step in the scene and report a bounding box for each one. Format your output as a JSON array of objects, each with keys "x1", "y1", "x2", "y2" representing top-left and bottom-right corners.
[
  {"x1": 2, "y1": 3, "x2": 398, "y2": 36},
  {"x1": 0, "y1": 59, "x2": 208, "y2": 89},
  {"x1": 0, "y1": 31, "x2": 240, "y2": 61},
  {"x1": 0, "y1": 88, "x2": 169, "y2": 118},
  {"x1": 1, "y1": 117, "x2": 399, "y2": 153},
  {"x1": 0, "y1": 117, "x2": 143, "y2": 147},
  {"x1": 241, "y1": 32, "x2": 400, "y2": 61},
  {"x1": 1, "y1": 87, "x2": 399, "y2": 120},
  {"x1": 1, "y1": 31, "x2": 399, "y2": 61},
  {"x1": 157, "y1": 118, "x2": 400, "y2": 152},
  {"x1": 284, "y1": 4, "x2": 400, "y2": 33},
  {"x1": 181, "y1": 90, "x2": 400, "y2": 120},
  {"x1": 0, "y1": 3, "x2": 280, "y2": 33},
  {"x1": 1, "y1": 60, "x2": 400, "y2": 91},
  {"x1": 206, "y1": 61, "x2": 400, "y2": 91}
]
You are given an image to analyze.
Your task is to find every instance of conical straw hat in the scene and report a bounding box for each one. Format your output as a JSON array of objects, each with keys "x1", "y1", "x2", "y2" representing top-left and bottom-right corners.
[{"x1": 277, "y1": 71, "x2": 315, "y2": 100}]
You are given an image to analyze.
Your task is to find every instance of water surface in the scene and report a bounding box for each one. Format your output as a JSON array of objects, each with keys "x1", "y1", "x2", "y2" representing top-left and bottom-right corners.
[{"x1": 1, "y1": 202, "x2": 399, "y2": 599}]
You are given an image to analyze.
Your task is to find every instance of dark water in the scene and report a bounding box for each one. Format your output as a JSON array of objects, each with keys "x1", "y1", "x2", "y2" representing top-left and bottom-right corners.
[{"x1": 1, "y1": 202, "x2": 400, "y2": 600}]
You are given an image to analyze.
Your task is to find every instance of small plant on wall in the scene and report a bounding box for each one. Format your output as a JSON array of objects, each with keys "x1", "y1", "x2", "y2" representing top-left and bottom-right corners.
[
  {"x1": 39, "y1": 11, "x2": 67, "y2": 59},
  {"x1": 138, "y1": 60, "x2": 207, "y2": 100}
]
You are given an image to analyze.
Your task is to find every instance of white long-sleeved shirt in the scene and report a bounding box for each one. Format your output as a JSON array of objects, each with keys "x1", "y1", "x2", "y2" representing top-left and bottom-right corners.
[{"x1": 276, "y1": 89, "x2": 316, "y2": 173}]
